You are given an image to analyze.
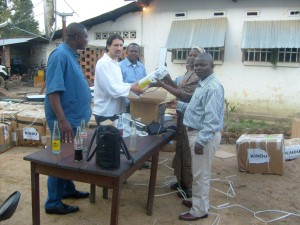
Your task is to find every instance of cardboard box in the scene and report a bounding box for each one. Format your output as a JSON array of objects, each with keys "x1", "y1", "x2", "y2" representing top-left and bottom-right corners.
[
  {"x1": 0, "y1": 122, "x2": 13, "y2": 153},
  {"x1": 236, "y1": 134, "x2": 284, "y2": 175},
  {"x1": 0, "y1": 110, "x2": 20, "y2": 146},
  {"x1": 162, "y1": 140, "x2": 176, "y2": 152},
  {"x1": 284, "y1": 138, "x2": 300, "y2": 160},
  {"x1": 291, "y1": 118, "x2": 300, "y2": 138},
  {"x1": 128, "y1": 89, "x2": 168, "y2": 124},
  {"x1": 16, "y1": 110, "x2": 46, "y2": 146}
]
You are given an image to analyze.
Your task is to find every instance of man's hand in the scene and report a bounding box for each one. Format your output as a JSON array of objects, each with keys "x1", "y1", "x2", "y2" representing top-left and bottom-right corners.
[
  {"x1": 59, "y1": 119, "x2": 74, "y2": 143},
  {"x1": 130, "y1": 82, "x2": 143, "y2": 94},
  {"x1": 153, "y1": 78, "x2": 165, "y2": 87},
  {"x1": 194, "y1": 142, "x2": 204, "y2": 155}
]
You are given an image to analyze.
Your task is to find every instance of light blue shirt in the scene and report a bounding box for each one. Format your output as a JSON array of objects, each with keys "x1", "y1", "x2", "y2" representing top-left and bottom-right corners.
[
  {"x1": 44, "y1": 43, "x2": 92, "y2": 131},
  {"x1": 183, "y1": 74, "x2": 224, "y2": 147},
  {"x1": 119, "y1": 57, "x2": 147, "y2": 83}
]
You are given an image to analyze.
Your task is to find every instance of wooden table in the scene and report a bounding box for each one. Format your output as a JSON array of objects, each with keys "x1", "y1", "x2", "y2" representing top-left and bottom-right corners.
[{"x1": 24, "y1": 130, "x2": 175, "y2": 225}]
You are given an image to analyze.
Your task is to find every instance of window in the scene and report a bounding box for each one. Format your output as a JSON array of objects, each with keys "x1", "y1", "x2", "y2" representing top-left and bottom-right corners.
[
  {"x1": 243, "y1": 48, "x2": 300, "y2": 66},
  {"x1": 172, "y1": 49, "x2": 190, "y2": 61},
  {"x1": 172, "y1": 48, "x2": 224, "y2": 64}
]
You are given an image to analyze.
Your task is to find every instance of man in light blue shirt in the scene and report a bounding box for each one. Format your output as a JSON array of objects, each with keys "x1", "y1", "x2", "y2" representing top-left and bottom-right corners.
[
  {"x1": 119, "y1": 43, "x2": 147, "y2": 112},
  {"x1": 179, "y1": 53, "x2": 224, "y2": 221},
  {"x1": 119, "y1": 43, "x2": 147, "y2": 83}
]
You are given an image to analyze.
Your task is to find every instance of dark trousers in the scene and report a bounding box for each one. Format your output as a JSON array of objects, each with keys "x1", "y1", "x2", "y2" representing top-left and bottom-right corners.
[{"x1": 94, "y1": 114, "x2": 118, "y2": 126}]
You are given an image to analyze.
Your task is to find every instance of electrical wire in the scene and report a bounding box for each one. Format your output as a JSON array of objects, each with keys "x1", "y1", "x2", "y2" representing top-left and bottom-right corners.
[{"x1": 63, "y1": 0, "x2": 79, "y2": 16}]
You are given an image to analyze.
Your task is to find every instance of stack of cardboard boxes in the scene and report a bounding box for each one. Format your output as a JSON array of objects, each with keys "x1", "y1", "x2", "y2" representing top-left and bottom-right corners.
[{"x1": 236, "y1": 134, "x2": 285, "y2": 175}]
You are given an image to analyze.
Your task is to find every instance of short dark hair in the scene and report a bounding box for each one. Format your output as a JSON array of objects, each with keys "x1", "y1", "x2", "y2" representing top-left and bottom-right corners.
[
  {"x1": 127, "y1": 43, "x2": 140, "y2": 52},
  {"x1": 66, "y1": 23, "x2": 86, "y2": 38},
  {"x1": 106, "y1": 33, "x2": 124, "y2": 51}
]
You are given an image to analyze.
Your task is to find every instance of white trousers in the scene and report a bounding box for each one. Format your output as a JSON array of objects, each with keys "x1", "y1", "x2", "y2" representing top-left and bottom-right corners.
[{"x1": 187, "y1": 130, "x2": 221, "y2": 217}]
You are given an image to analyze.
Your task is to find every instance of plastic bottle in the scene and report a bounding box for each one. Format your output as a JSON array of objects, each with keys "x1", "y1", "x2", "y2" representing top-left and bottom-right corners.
[
  {"x1": 51, "y1": 120, "x2": 61, "y2": 155},
  {"x1": 74, "y1": 126, "x2": 83, "y2": 162},
  {"x1": 138, "y1": 66, "x2": 168, "y2": 90},
  {"x1": 80, "y1": 119, "x2": 88, "y2": 152},
  {"x1": 117, "y1": 116, "x2": 124, "y2": 137},
  {"x1": 129, "y1": 121, "x2": 137, "y2": 152}
]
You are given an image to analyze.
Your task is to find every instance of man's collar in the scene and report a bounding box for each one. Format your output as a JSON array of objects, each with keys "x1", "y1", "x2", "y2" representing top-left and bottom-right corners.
[
  {"x1": 198, "y1": 74, "x2": 214, "y2": 86},
  {"x1": 125, "y1": 57, "x2": 139, "y2": 67},
  {"x1": 62, "y1": 43, "x2": 78, "y2": 57}
]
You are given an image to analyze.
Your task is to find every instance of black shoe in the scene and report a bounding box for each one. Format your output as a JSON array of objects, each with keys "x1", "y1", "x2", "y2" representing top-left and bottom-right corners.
[
  {"x1": 45, "y1": 204, "x2": 79, "y2": 215},
  {"x1": 170, "y1": 182, "x2": 179, "y2": 190},
  {"x1": 63, "y1": 191, "x2": 89, "y2": 199}
]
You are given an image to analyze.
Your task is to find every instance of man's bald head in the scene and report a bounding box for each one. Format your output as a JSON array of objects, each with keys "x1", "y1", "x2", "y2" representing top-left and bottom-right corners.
[
  {"x1": 66, "y1": 23, "x2": 86, "y2": 38},
  {"x1": 194, "y1": 53, "x2": 214, "y2": 79},
  {"x1": 196, "y1": 53, "x2": 213, "y2": 66},
  {"x1": 65, "y1": 23, "x2": 88, "y2": 50}
]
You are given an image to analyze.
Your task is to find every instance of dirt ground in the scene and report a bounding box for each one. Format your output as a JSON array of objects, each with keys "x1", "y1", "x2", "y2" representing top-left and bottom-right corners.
[
  {"x1": 1, "y1": 144, "x2": 300, "y2": 225},
  {"x1": 1, "y1": 85, "x2": 300, "y2": 225}
]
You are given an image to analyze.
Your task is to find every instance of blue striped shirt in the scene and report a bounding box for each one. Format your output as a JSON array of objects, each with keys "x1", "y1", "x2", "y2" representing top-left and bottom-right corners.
[
  {"x1": 119, "y1": 57, "x2": 147, "y2": 83},
  {"x1": 183, "y1": 74, "x2": 224, "y2": 147}
]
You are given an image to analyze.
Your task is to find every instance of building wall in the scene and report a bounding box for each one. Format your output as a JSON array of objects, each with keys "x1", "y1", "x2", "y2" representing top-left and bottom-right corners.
[
  {"x1": 88, "y1": 12, "x2": 142, "y2": 48},
  {"x1": 141, "y1": 0, "x2": 300, "y2": 118},
  {"x1": 47, "y1": 0, "x2": 300, "y2": 118}
]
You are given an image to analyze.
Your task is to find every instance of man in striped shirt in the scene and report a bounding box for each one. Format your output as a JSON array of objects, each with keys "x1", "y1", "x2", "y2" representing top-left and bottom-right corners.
[{"x1": 179, "y1": 53, "x2": 224, "y2": 221}]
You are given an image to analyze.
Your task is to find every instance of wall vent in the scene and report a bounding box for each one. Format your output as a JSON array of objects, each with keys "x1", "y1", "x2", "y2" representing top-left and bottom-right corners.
[
  {"x1": 246, "y1": 11, "x2": 260, "y2": 17},
  {"x1": 174, "y1": 12, "x2": 186, "y2": 18},
  {"x1": 289, "y1": 10, "x2": 300, "y2": 16},
  {"x1": 213, "y1": 11, "x2": 226, "y2": 16}
]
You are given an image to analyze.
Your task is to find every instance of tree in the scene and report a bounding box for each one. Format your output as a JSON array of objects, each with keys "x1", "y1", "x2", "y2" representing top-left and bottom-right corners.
[
  {"x1": 0, "y1": 0, "x2": 11, "y2": 37},
  {"x1": 1, "y1": 0, "x2": 40, "y2": 38}
]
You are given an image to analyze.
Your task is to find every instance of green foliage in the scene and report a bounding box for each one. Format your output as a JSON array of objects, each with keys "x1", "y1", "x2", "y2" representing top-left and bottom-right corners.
[
  {"x1": 0, "y1": 1, "x2": 10, "y2": 23},
  {"x1": 224, "y1": 117, "x2": 291, "y2": 138},
  {"x1": 224, "y1": 98, "x2": 236, "y2": 119},
  {"x1": 0, "y1": 0, "x2": 40, "y2": 38},
  {"x1": 270, "y1": 48, "x2": 278, "y2": 68}
]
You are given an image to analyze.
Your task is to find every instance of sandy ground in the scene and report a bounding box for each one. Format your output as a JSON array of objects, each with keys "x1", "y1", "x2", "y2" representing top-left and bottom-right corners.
[
  {"x1": 1, "y1": 85, "x2": 300, "y2": 224},
  {"x1": 1, "y1": 144, "x2": 300, "y2": 225}
]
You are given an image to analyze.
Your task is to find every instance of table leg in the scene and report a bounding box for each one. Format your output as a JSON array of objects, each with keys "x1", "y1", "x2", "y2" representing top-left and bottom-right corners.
[
  {"x1": 90, "y1": 184, "x2": 95, "y2": 203},
  {"x1": 31, "y1": 162, "x2": 40, "y2": 225},
  {"x1": 110, "y1": 179, "x2": 121, "y2": 225},
  {"x1": 103, "y1": 187, "x2": 109, "y2": 199},
  {"x1": 147, "y1": 151, "x2": 159, "y2": 215}
]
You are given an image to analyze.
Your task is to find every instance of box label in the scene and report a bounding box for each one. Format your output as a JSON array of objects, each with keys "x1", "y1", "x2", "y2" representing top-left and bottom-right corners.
[
  {"x1": 23, "y1": 127, "x2": 40, "y2": 140},
  {"x1": 284, "y1": 145, "x2": 300, "y2": 160},
  {"x1": 3, "y1": 125, "x2": 9, "y2": 140},
  {"x1": 247, "y1": 148, "x2": 270, "y2": 164}
]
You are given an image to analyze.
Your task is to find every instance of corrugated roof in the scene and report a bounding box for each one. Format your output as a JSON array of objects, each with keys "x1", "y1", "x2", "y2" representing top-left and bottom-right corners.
[
  {"x1": 166, "y1": 18, "x2": 227, "y2": 49},
  {"x1": 0, "y1": 38, "x2": 33, "y2": 46},
  {"x1": 53, "y1": 0, "x2": 153, "y2": 40},
  {"x1": 241, "y1": 20, "x2": 300, "y2": 49}
]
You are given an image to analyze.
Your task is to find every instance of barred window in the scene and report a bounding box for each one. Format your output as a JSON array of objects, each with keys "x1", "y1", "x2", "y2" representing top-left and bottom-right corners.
[
  {"x1": 243, "y1": 48, "x2": 300, "y2": 63},
  {"x1": 172, "y1": 47, "x2": 224, "y2": 63}
]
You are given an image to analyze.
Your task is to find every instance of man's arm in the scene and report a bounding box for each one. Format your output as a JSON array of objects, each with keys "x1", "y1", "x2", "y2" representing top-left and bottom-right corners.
[{"x1": 48, "y1": 92, "x2": 73, "y2": 143}]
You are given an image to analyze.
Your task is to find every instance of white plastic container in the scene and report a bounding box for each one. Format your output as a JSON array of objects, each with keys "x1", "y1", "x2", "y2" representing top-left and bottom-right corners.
[{"x1": 138, "y1": 66, "x2": 168, "y2": 90}]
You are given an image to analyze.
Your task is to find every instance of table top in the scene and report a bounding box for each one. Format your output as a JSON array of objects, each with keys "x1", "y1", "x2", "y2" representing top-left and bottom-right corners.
[{"x1": 24, "y1": 130, "x2": 175, "y2": 177}]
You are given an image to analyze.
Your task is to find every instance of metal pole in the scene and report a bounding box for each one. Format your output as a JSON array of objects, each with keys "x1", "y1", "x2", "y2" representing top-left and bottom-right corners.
[{"x1": 56, "y1": 12, "x2": 73, "y2": 42}]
